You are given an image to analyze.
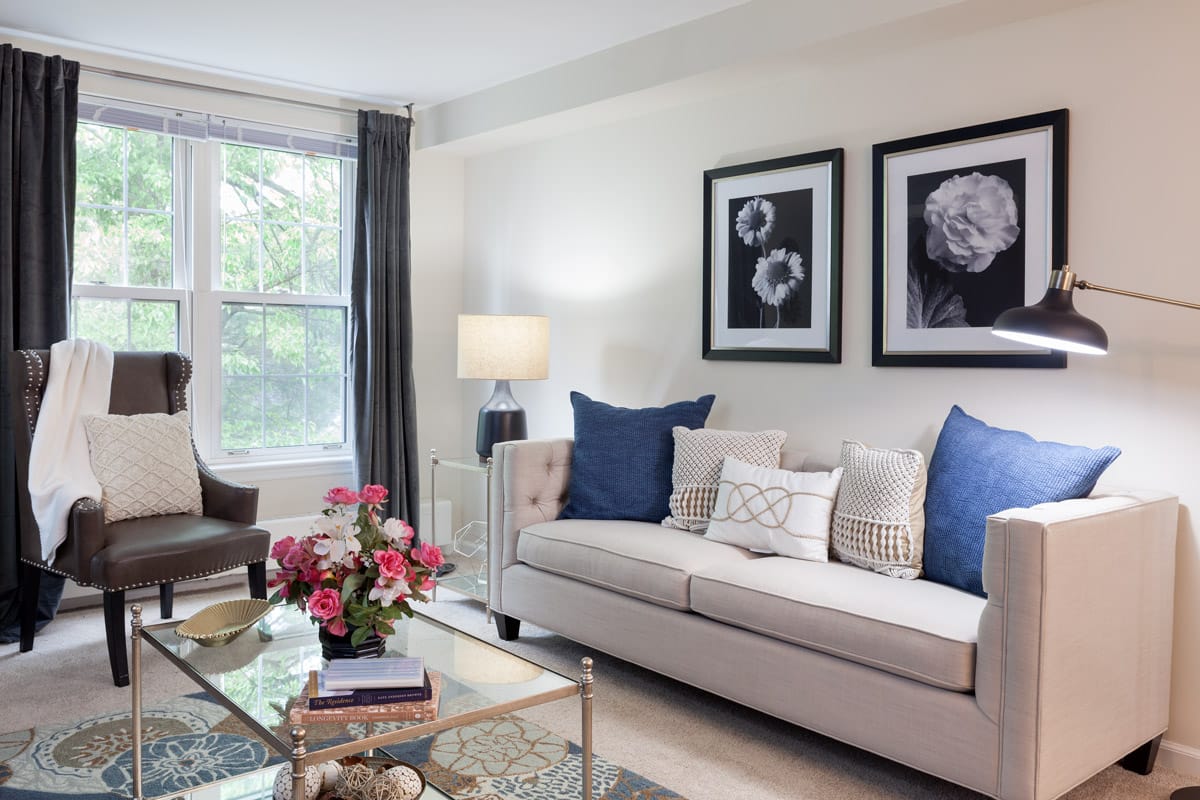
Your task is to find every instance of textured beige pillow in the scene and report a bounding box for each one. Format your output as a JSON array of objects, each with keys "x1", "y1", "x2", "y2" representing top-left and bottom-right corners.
[
  {"x1": 84, "y1": 411, "x2": 203, "y2": 523},
  {"x1": 704, "y1": 457, "x2": 843, "y2": 561},
  {"x1": 830, "y1": 440, "x2": 926, "y2": 579},
  {"x1": 663, "y1": 426, "x2": 787, "y2": 531}
]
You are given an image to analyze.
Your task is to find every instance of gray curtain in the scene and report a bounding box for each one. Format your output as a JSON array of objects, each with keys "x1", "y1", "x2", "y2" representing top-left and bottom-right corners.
[
  {"x1": 0, "y1": 45, "x2": 78, "y2": 640},
  {"x1": 351, "y1": 110, "x2": 419, "y2": 535}
]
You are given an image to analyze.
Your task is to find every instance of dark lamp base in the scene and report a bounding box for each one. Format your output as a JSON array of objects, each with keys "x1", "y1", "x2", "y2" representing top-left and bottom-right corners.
[{"x1": 476, "y1": 407, "x2": 527, "y2": 459}]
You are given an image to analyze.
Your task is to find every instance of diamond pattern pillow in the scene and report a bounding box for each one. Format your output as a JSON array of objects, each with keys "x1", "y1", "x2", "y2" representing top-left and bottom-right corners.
[
  {"x1": 84, "y1": 411, "x2": 203, "y2": 523},
  {"x1": 663, "y1": 427, "x2": 788, "y2": 531},
  {"x1": 830, "y1": 440, "x2": 927, "y2": 579}
]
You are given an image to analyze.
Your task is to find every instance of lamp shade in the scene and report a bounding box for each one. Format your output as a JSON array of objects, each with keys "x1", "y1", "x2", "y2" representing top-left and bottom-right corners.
[
  {"x1": 457, "y1": 315, "x2": 550, "y2": 380},
  {"x1": 991, "y1": 288, "x2": 1108, "y2": 355}
]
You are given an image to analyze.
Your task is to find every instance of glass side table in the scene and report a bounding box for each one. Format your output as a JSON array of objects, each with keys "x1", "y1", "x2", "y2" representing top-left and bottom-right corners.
[{"x1": 429, "y1": 449, "x2": 492, "y2": 617}]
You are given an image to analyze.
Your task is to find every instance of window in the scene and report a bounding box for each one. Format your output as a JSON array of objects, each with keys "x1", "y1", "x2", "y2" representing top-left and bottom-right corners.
[{"x1": 71, "y1": 101, "x2": 356, "y2": 465}]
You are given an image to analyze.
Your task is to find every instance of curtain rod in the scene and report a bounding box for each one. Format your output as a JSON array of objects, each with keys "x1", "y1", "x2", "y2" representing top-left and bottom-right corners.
[{"x1": 80, "y1": 64, "x2": 413, "y2": 119}]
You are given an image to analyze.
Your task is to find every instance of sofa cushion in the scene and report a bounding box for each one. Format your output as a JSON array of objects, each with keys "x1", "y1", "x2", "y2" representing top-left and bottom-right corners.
[
  {"x1": 559, "y1": 392, "x2": 715, "y2": 523},
  {"x1": 924, "y1": 405, "x2": 1121, "y2": 596},
  {"x1": 517, "y1": 519, "x2": 761, "y2": 610},
  {"x1": 690, "y1": 557, "x2": 986, "y2": 691}
]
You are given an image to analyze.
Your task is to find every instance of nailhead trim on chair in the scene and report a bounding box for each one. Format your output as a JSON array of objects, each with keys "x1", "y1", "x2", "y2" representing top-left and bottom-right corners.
[
  {"x1": 21, "y1": 556, "x2": 265, "y2": 592},
  {"x1": 18, "y1": 351, "x2": 46, "y2": 431},
  {"x1": 172, "y1": 352, "x2": 191, "y2": 413}
]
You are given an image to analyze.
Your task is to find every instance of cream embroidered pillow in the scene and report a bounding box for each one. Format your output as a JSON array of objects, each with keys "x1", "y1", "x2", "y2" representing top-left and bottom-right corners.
[
  {"x1": 704, "y1": 457, "x2": 843, "y2": 562},
  {"x1": 84, "y1": 411, "x2": 203, "y2": 523},
  {"x1": 663, "y1": 427, "x2": 788, "y2": 531},
  {"x1": 831, "y1": 440, "x2": 926, "y2": 579}
]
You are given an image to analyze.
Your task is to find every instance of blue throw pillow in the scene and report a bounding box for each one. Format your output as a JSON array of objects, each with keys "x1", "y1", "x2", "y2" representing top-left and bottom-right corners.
[
  {"x1": 924, "y1": 406, "x2": 1120, "y2": 597},
  {"x1": 559, "y1": 391, "x2": 715, "y2": 523}
]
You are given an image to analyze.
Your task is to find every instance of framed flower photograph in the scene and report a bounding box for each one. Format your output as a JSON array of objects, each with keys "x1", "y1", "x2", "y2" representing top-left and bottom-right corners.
[
  {"x1": 703, "y1": 149, "x2": 843, "y2": 362},
  {"x1": 872, "y1": 109, "x2": 1068, "y2": 367}
]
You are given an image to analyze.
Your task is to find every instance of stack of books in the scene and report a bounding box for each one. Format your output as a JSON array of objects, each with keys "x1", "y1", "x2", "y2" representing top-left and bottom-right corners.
[{"x1": 289, "y1": 656, "x2": 441, "y2": 724}]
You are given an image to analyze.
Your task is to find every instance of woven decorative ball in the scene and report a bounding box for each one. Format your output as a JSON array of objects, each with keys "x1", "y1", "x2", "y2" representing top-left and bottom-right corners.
[
  {"x1": 336, "y1": 763, "x2": 377, "y2": 797},
  {"x1": 272, "y1": 764, "x2": 322, "y2": 800},
  {"x1": 316, "y1": 760, "x2": 344, "y2": 792},
  {"x1": 383, "y1": 765, "x2": 424, "y2": 800}
]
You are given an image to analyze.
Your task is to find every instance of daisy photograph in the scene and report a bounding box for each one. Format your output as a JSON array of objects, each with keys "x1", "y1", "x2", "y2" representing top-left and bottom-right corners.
[{"x1": 703, "y1": 149, "x2": 843, "y2": 363}]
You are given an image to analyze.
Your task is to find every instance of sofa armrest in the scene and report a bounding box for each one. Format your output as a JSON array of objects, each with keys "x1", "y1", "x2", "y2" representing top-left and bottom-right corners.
[
  {"x1": 196, "y1": 459, "x2": 260, "y2": 525},
  {"x1": 488, "y1": 438, "x2": 573, "y2": 612},
  {"x1": 976, "y1": 490, "x2": 1178, "y2": 800},
  {"x1": 67, "y1": 498, "x2": 106, "y2": 584}
]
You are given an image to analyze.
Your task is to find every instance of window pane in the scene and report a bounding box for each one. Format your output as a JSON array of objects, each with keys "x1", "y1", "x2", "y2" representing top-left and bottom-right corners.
[
  {"x1": 222, "y1": 220, "x2": 260, "y2": 291},
  {"x1": 264, "y1": 376, "x2": 305, "y2": 447},
  {"x1": 221, "y1": 303, "x2": 264, "y2": 376},
  {"x1": 73, "y1": 297, "x2": 129, "y2": 350},
  {"x1": 76, "y1": 124, "x2": 124, "y2": 207},
  {"x1": 262, "y1": 149, "x2": 302, "y2": 223},
  {"x1": 130, "y1": 300, "x2": 179, "y2": 351},
  {"x1": 307, "y1": 376, "x2": 344, "y2": 444},
  {"x1": 307, "y1": 307, "x2": 345, "y2": 374},
  {"x1": 125, "y1": 129, "x2": 173, "y2": 212},
  {"x1": 74, "y1": 207, "x2": 123, "y2": 284},
  {"x1": 305, "y1": 155, "x2": 340, "y2": 226},
  {"x1": 222, "y1": 376, "x2": 264, "y2": 450},
  {"x1": 222, "y1": 145, "x2": 261, "y2": 218},
  {"x1": 304, "y1": 228, "x2": 340, "y2": 295},
  {"x1": 262, "y1": 223, "x2": 301, "y2": 294},
  {"x1": 265, "y1": 305, "x2": 304, "y2": 374},
  {"x1": 127, "y1": 212, "x2": 173, "y2": 287}
]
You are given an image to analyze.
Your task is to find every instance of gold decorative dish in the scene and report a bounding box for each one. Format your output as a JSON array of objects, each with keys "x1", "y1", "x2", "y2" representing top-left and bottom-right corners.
[{"x1": 175, "y1": 599, "x2": 273, "y2": 647}]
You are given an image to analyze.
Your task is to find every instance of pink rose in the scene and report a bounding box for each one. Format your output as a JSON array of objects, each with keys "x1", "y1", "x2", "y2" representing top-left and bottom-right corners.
[
  {"x1": 270, "y1": 535, "x2": 297, "y2": 561},
  {"x1": 374, "y1": 549, "x2": 411, "y2": 581},
  {"x1": 323, "y1": 486, "x2": 359, "y2": 506},
  {"x1": 359, "y1": 484, "x2": 389, "y2": 505},
  {"x1": 413, "y1": 541, "x2": 445, "y2": 570},
  {"x1": 383, "y1": 518, "x2": 415, "y2": 545},
  {"x1": 308, "y1": 588, "x2": 343, "y2": 620},
  {"x1": 325, "y1": 617, "x2": 348, "y2": 636},
  {"x1": 420, "y1": 577, "x2": 434, "y2": 592}
]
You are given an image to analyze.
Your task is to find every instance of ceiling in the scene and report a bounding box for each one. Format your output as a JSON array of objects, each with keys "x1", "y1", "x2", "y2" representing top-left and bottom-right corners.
[{"x1": 0, "y1": 0, "x2": 748, "y2": 106}]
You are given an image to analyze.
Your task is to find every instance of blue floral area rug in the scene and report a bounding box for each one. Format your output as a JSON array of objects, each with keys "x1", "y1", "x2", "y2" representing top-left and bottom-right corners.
[{"x1": 0, "y1": 693, "x2": 685, "y2": 800}]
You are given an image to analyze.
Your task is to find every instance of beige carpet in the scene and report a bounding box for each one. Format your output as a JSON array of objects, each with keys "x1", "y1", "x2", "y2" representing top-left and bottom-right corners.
[{"x1": 1, "y1": 583, "x2": 1193, "y2": 799}]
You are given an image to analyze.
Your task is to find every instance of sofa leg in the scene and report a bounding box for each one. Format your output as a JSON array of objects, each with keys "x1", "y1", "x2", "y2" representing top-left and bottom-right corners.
[
  {"x1": 247, "y1": 561, "x2": 267, "y2": 600},
  {"x1": 1120, "y1": 734, "x2": 1162, "y2": 775},
  {"x1": 103, "y1": 590, "x2": 129, "y2": 687},
  {"x1": 159, "y1": 583, "x2": 174, "y2": 618},
  {"x1": 494, "y1": 612, "x2": 521, "y2": 641},
  {"x1": 18, "y1": 562, "x2": 41, "y2": 653}
]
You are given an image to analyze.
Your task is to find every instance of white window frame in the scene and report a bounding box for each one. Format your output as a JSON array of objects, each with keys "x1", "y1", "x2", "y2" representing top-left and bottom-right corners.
[{"x1": 71, "y1": 108, "x2": 358, "y2": 475}]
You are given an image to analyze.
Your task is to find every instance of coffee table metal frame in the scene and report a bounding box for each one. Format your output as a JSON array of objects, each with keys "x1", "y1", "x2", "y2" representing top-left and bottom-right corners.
[{"x1": 129, "y1": 604, "x2": 594, "y2": 800}]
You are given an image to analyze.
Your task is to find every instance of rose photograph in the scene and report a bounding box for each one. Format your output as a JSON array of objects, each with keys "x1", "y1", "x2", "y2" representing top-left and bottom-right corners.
[
  {"x1": 703, "y1": 149, "x2": 843, "y2": 363},
  {"x1": 727, "y1": 188, "x2": 814, "y2": 330},
  {"x1": 872, "y1": 109, "x2": 1067, "y2": 367},
  {"x1": 906, "y1": 158, "x2": 1026, "y2": 329}
]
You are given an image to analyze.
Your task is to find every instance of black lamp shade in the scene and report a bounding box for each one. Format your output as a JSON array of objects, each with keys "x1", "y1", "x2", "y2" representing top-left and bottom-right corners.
[{"x1": 992, "y1": 287, "x2": 1109, "y2": 355}]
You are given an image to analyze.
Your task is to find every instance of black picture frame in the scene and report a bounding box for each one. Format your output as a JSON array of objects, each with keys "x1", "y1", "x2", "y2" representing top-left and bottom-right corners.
[
  {"x1": 871, "y1": 109, "x2": 1068, "y2": 367},
  {"x1": 703, "y1": 149, "x2": 843, "y2": 363}
]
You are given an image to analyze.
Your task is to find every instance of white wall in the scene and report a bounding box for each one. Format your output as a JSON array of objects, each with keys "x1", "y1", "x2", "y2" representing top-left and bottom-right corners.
[{"x1": 453, "y1": 0, "x2": 1200, "y2": 765}]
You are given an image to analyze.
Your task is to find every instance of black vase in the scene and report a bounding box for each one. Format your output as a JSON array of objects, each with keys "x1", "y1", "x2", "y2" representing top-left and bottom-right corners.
[{"x1": 318, "y1": 625, "x2": 386, "y2": 660}]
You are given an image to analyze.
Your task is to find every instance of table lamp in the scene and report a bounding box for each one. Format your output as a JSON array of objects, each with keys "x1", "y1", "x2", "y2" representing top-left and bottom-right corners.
[
  {"x1": 458, "y1": 314, "x2": 550, "y2": 460},
  {"x1": 992, "y1": 265, "x2": 1200, "y2": 354}
]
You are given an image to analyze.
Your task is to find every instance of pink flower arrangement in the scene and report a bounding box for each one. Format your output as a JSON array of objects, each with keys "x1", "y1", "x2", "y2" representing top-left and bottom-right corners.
[{"x1": 268, "y1": 485, "x2": 443, "y2": 646}]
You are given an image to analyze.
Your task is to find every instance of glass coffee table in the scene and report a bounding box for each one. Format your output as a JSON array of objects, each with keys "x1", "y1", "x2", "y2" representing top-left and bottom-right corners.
[{"x1": 130, "y1": 605, "x2": 593, "y2": 800}]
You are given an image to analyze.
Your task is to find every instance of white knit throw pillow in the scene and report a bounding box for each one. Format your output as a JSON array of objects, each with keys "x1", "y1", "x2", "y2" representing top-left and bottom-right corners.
[
  {"x1": 84, "y1": 411, "x2": 203, "y2": 523},
  {"x1": 662, "y1": 427, "x2": 787, "y2": 531},
  {"x1": 830, "y1": 440, "x2": 926, "y2": 579}
]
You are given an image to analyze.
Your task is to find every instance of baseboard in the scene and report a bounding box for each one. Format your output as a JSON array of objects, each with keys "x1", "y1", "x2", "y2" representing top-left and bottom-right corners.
[{"x1": 1161, "y1": 739, "x2": 1200, "y2": 778}]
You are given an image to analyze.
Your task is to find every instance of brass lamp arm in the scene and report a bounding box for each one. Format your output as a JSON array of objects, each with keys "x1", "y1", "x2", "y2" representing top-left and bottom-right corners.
[{"x1": 1075, "y1": 280, "x2": 1200, "y2": 311}]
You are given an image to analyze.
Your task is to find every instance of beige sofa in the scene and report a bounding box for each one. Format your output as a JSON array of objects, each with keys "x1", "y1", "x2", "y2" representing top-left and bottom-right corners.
[{"x1": 486, "y1": 437, "x2": 1179, "y2": 800}]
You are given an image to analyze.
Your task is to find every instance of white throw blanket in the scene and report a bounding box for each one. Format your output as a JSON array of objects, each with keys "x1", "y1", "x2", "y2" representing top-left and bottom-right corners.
[{"x1": 29, "y1": 339, "x2": 114, "y2": 564}]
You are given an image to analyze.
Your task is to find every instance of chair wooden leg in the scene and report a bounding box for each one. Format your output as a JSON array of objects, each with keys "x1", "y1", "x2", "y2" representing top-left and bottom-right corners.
[
  {"x1": 247, "y1": 561, "x2": 267, "y2": 599},
  {"x1": 103, "y1": 590, "x2": 129, "y2": 687},
  {"x1": 159, "y1": 583, "x2": 174, "y2": 618},
  {"x1": 18, "y1": 562, "x2": 42, "y2": 653}
]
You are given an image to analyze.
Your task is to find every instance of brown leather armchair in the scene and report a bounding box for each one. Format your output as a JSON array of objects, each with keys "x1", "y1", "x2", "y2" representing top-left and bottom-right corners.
[{"x1": 9, "y1": 349, "x2": 270, "y2": 686}]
